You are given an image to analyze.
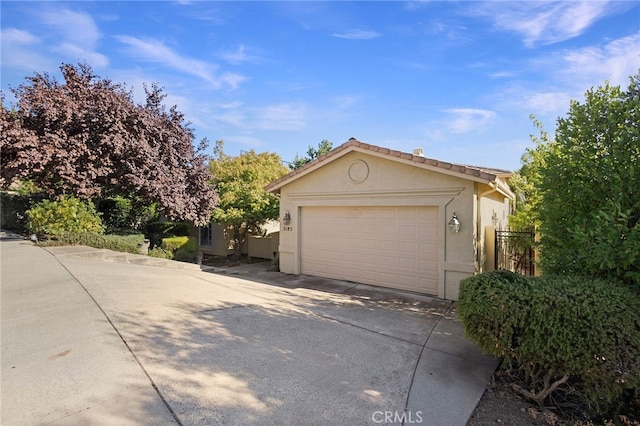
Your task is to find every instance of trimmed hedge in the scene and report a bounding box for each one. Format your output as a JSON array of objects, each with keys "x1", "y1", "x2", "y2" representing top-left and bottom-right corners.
[
  {"x1": 161, "y1": 236, "x2": 197, "y2": 253},
  {"x1": 145, "y1": 221, "x2": 189, "y2": 249},
  {"x1": 160, "y1": 236, "x2": 197, "y2": 263},
  {"x1": 148, "y1": 247, "x2": 173, "y2": 259},
  {"x1": 41, "y1": 232, "x2": 145, "y2": 254},
  {"x1": 458, "y1": 271, "x2": 640, "y2": 416}
]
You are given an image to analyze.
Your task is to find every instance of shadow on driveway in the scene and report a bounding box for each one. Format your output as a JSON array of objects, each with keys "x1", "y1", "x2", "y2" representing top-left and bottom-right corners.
[{"x1": 40, "y1": 246, "x2": 497, "y2": 425}]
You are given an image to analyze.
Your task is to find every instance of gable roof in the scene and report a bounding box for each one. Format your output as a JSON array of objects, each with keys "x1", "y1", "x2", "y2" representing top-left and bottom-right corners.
[{"x1": 266, "y1": 138, "x2": 514, "y2": 198}]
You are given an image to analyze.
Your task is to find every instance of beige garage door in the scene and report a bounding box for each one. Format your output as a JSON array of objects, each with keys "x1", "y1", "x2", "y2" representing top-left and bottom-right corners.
[{"x1": 300, "y1": 206, "x2": 438, "y2": 294}]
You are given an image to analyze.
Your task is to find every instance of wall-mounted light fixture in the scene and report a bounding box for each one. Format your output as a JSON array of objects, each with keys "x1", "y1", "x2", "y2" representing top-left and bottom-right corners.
[
  {"x1": 282, "y1": 210, "x2": 291, "y2": 226},
  {"x1": 448, "y1": 212, "x2": 461, "y2": 233},
  {"x1": 491, "y1": 211, "x2": 499, "y2": 227}
]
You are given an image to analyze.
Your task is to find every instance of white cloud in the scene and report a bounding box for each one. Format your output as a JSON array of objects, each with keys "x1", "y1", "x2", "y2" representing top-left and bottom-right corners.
[
  {"x1": 559, "y1": 33, "x2": 640, "y2": 88},
  {"x1": 39, "y1": 9, "x2": 101, "y2": 46},
  {"x1": 56, "y1": 43, "x2": 109, "y2": 68},
  {"x1": 474, "y1": 1, "x2": 621, "y2": 47},
  {"x1": 0, "y1": 28, "x2": 40, "y2": 45},
  {"x1": 226, "y1": 134, "x2": 265, "y2": 150},
  {"x1": 489, "y1": 71, "x2": 516, "y2": 79},
  {"x1": 0, "y1": 28, "x2": 52, "y2": 73},
  {"x1": 524, "y1": 91, "x2": 572, "y2": 116},
  {"x1": 331, "y1": 94, "x2": 360, "y2": 110},
  {"x1": 115, "y1": 36, "x2": 215, "y2": 81},
  {"x1": 115, "y1": 35, "x2": 245, "y2": 89},
  {"x1": 255, "y1": 103, "x2": 306, "y2": 131},
  {"x1": 443, "y1": 108, "x2": 497, "y2": 134},
  {"x1": 219, "y1": 44, "x2": 261, "y2": 64},
  {"x1": 492, "y1": 34, "x2": 640, "y2": 117},
  {"x1": 21, "y1": 8, "x2": 110, "y2": 69},
  {"x1": 221, "y1": 72, "x2": 248, "y2": 90},
  {"x1": 332, "y1": 30, "x2": 381, "y2": 40},
  {"x1": 220, "y1": 101, "x2": 244, "y2": 110},
  {"x1": 215, "y1": 103, "x2": 246, "y2": 128},
  {"x1": 424, "y1": 20, "x2": 469, "y2": 43}
]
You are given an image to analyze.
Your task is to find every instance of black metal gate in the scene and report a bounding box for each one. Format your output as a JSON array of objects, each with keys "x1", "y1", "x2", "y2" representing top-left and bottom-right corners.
[{"x1": 495, "y1": 230, "x2": 535, "y2": 276}]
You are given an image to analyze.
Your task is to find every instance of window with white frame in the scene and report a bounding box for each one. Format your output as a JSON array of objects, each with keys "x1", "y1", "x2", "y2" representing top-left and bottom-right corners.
[{"x1": 199, "y1": 223, "x2": 212, "y2": 247}]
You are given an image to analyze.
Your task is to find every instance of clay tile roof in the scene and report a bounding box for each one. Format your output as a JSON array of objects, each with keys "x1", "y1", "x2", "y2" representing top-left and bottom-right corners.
[{"x1": 266, "y1": 138, "x2": 508, "y2": 192}]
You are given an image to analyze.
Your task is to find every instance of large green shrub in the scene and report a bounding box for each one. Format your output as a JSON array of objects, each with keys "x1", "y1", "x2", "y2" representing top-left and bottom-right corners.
[
  {"x1": 535, "y1": 75, "x2": 640, "y2": 288},
  {"x1": 458, "y1": 271, "x2": 640, "y2": 416},
  {"x1": 26, "y1": 197, "x2": 103, "y2": 237},
  {"x1": 160, "y1": 236, "x2": 197, "y2": 263}
]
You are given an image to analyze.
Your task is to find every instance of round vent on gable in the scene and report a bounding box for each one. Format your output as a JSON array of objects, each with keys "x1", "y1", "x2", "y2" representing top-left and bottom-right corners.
[{"x1": 348, "y1": 160, "x2": 369, "y2": 184}]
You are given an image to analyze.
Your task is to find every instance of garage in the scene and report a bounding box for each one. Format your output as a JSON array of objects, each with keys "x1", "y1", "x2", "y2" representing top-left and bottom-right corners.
[
  {"x1": 265, "y1": 138, "x2": 515, "y2": 300},
  {"x1": 300, "y1": 206, "x2": 438, "y2": 294}
]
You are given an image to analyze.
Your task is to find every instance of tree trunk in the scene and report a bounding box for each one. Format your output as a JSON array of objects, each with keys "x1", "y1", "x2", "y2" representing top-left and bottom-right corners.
[
  {"x1": 231, "y1": 223, "x2": 248, "y2": 260},
  {"x1": 512, "y1": 373, "x2": 570, "y2": 405}
]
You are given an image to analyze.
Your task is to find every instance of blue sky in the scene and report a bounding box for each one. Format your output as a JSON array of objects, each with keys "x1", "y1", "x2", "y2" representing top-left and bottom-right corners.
[{"x1": 1, "y1": 1, "x2": 638, "y2": 170}]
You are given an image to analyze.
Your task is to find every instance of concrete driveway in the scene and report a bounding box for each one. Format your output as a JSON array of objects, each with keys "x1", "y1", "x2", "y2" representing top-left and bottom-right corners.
[{"x1": 1, "y1": 233, "x2": 497, "y2": 426}]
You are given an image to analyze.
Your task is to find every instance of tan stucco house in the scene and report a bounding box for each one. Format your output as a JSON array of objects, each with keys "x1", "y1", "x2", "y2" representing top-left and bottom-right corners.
[
  {"x1": 194, "y1": 221, "x2": 279, "y2": 260},
  {"x1": 265, "y1": 138, "x2": 515, "y2": 300}
]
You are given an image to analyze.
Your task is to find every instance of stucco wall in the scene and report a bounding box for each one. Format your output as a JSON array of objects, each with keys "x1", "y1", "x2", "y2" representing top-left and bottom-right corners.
[
  {"x1": 277, "y1": 150, "x2": 479, "y2": 299},
  {"x1": 248, "y1": 232, "x2": 279, "y2": 260},
  {"x1": 196, "y1": 221, "x2": 279, "y2": 258},
  {"x1": 476, "y1": 184, "x2": 511, "y2": 272},
  {"x1": 197, "y1": 223, "x2": 236, "y2": 256}
]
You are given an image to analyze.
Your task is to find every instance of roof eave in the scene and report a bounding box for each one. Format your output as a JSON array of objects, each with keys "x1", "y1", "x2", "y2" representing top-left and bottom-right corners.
[{"x1": 265, "y1": 138, "x2": 512, "y2": 193}]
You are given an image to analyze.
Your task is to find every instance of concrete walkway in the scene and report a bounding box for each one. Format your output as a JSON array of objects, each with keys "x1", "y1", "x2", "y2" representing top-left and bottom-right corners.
[{"x1": 1, "y1": 234, "x2": 497, "y2": 426}]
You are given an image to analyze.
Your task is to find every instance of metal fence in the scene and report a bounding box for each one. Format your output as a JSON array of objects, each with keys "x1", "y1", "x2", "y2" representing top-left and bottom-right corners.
[{"x1": 495, "y1": 230, "x2": 535, "y2": 276}]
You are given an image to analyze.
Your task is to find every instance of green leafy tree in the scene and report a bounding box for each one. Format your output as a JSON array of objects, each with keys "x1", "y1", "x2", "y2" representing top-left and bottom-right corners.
[
  {"x1": 289, "y1": 139, "x2": 333, "y2": 170},
  {"x1": 508, "y1": 116, "x2": 556, "y2": 232},
  {"x1": 537, "y1": 72, "x2": 640, "y2": 287},
  {"x1": 97, "y1": 196, "x2": 158, "y2": 233},
  {"x1": 208, "y1": 141, "x2": 288, "y2": 258}
]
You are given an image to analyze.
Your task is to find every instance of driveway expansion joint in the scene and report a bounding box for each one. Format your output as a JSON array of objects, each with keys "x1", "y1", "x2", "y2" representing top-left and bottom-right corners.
[
  {"x1": 46, "y1": 250, "x2": 185, "y2": 426},
  {"x1": 403, "y1": 301, "x2": 455, "y2": 413}
]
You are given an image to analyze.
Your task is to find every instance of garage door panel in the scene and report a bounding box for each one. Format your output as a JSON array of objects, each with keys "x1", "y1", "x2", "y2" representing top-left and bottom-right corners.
[
  {"x1": 420, "y1": 278, "x2": 437, "y2": 290},
  {"x1": 301, "y1": 206, "x2": 439, "y2": 295},
  {"x1": 361, "y1": 209, "x2": 378, "y2": 219},
  {"x1": 398, "y1": 274, "x2": 419, "y2": 287},
  {"x1": 377, "y1": 254, "x2": 397, "y2": 267},
  {"x1": 397, "y1": 225, "x2": 417, "y2": 238},
  {"x1": 419, "y1": 227, "x2": 437, "y2": 239},
  {"x1": 398, "y1": 257, "x2": 417, "y2": 269},
  {"x1": 377, "y1": 209, "x2": 397, "y2": 220},
  {"x1": 379, "y1": 271, "x2": 398, "y2": 283},
  {"x1": 397, "y1": 208, "x2": 417, "y2": 220},
  {"x1": 397, "y1": 243, "x2": 419, "y2": 255},
  {"x1": 420, "y1": 259, "x2": 437, "y2": 270},
  {"x1": 378, "y1": 225, "x2": 396, "y2": 237},
  {"x1": 359, "y1": 238, "x2": 378, "y2": 250}
]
